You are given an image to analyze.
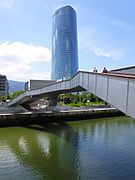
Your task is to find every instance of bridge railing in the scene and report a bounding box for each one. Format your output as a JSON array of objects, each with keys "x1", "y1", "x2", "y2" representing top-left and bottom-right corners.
[{"x1": 79, "y1": 71, "x2": 135, "y2": 119}]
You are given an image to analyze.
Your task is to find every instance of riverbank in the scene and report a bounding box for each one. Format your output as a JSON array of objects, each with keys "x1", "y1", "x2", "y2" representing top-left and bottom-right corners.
[{"x1": 0, "y1": 107, "x2": 124, "y2": 127}]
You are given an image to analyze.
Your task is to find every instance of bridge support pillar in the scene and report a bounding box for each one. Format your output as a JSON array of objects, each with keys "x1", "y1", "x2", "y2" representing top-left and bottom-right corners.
[{"x1": 49, "y1": 94, "x2": 58, "y2": 106}]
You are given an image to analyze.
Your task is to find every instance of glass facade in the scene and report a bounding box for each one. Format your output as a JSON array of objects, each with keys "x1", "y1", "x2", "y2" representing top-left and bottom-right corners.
[
  {"x1": 0, "y1": 75, "x2": 8, "y2": 96},
  {"x1": 51, "y1": 6, "x2": 79, "y2": 80}
]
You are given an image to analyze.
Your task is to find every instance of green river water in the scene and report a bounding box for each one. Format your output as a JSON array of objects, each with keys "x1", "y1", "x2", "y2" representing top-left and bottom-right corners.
[{"x1": 0, "y1": 116, "x2": 135, "y2": 180}]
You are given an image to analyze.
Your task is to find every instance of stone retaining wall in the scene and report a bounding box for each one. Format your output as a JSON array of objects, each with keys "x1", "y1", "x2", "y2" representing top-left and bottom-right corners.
[{"x1": 0, "y1": 109, "x2": 125, "y2": 127}]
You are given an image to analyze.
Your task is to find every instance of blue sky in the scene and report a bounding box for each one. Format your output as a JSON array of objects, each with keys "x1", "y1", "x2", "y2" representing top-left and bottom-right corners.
[{"x1": 0, "y1": 0, "x2": 135, "y2": 81}]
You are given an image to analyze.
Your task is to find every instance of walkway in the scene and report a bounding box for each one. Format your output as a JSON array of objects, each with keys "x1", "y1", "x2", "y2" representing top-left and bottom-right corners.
[{"x1": 8, "y1": 71, "x2": 135, "y2": 119}]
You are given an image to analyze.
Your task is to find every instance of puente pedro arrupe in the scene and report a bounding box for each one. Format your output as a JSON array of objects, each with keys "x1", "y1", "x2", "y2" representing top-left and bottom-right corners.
[{"x1": 8, "y1": 71, "x2": 135, "y2": 119}]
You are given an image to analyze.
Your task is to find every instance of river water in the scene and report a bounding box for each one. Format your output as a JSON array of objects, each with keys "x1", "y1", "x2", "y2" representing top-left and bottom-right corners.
[{"x1": 0, "y1": 116, "x2": 135, "y2": 180}]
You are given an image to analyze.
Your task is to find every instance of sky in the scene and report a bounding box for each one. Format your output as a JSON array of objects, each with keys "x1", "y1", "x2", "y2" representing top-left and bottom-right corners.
[{"x1": 0, "y1": 0, "x2": 135, "y2": 81}]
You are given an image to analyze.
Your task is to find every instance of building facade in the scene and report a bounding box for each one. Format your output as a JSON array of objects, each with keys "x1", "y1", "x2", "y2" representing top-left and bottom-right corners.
[
  {"x1": 51, "y1": 5, "x2": 79, "y2": 80},
  {"x1": 110, "y1": 66, "x2": 135, "y2": 75},
  {"x1": 25, "y1": 80, "x2": 56, "y2": 91},
  {"x1": 0, "y1": 75, "x2": 9, "y2": 96}
]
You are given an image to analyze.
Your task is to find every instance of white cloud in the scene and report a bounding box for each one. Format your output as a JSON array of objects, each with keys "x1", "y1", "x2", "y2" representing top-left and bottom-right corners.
[
  {"x1": 93, "y1": 49, "x2": 120, "y2": 60},
  {"x1": 7, "y1": 71, "x2": 51, "y2": 82},
  {"x1": 78, "y1": 23, "x2": 122, "y2": 60},
  {"x1": 0, "y1": 41, "x2": 51, "y2": 81},
  {"x1": 0, "y1": 41, "x2": 51, "y2": 64},
  {"x1": 0, "y1": 0, "x2": 15, "y2": 9},
  {"x1": 79, "y1": 42, "x2": 121, "y2": 60}
]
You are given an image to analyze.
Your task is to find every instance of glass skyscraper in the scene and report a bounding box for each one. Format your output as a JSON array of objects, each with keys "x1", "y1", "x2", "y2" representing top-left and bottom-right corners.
[{"x1": 51, "y1": 5, "x2": 79, "y2": 80}]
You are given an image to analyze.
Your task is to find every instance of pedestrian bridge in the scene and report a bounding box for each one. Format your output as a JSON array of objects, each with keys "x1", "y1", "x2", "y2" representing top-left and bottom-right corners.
[{"x1": 8, "y1": 71, "x2": 135, "y2": 119}]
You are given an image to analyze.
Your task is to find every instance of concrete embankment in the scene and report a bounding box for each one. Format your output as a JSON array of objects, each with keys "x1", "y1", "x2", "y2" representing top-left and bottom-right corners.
[{"x1": 0, "y1": 108, "x2": 125, "y2": 127}]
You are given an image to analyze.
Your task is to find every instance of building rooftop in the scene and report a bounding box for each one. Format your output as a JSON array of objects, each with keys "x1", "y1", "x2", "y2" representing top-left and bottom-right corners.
[{"x1": 110, "y1": 65, "x2": 135, "y2": 72}]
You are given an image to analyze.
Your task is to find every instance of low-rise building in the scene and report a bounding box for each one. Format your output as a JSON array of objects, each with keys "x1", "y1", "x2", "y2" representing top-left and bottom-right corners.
[
  {"x1": 25, "y1": 80, "x2": 56, "y2": 91},
  {"x1": 110, "y1": 66, "x2": 135, "y2": 75}
]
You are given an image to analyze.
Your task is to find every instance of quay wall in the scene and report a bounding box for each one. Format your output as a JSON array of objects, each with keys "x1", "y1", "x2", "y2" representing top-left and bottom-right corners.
[{"x1": 0, "y1": 109, "x2": 125, "y2": 127}]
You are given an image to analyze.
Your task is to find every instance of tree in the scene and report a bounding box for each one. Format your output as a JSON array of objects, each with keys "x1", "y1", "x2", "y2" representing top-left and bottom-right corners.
[
  {"x1": 0, "y1": 93, "x2": 4, "y2": 102},
  {"x1": 11, "y1": 90, "x2": 25, "y2": 99},
  {"x1": 6, "y1": 93, "x2": 12, "y2": 100},
  {"x1": 59, "y1": 92, "x2": 105, "y2": 106}
]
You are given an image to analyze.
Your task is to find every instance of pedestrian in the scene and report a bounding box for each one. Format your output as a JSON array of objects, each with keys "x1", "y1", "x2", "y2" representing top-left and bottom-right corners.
[
  {"x1": 102, "y1": 67, "x2": 108, "y2": 73},
  {"x1": 93, "y1": 67, "x2": 98, "y2": 73}
]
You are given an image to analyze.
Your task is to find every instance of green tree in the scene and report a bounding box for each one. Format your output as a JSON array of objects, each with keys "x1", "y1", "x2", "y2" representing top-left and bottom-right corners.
[
  {"x1": 11, "y1": 90, "x2": 25, "y2": 99},
  {"x1": 0, "y1": 93, "x2": 4, "y2": 102},
  {"x1": 59, "y1": 92, "x2": 105, "y2": 107},
  {"x1": 6, "y1": 93, "x2": 12, "y2": 100}
]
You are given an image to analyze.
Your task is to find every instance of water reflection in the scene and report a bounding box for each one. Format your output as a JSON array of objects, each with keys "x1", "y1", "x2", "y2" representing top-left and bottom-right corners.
[
  {"x1": 23, "y1": 122, "x2": 79, "y2": 144},
  {"x1": 38, "y1": 135, "x2": 50, "y2": 157},
  {"x1": 22, "y1": 122, "x2": 82, "y2": 179},
  {"x1": 0, "y1": 116, "x2": 135, "y2": 179},
  {"x1": 0, "y1": 144, "x2": 20, "y2": 174},
  {"x1": 18, "y1": 137, "x2": 29, "y2": 155}
]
